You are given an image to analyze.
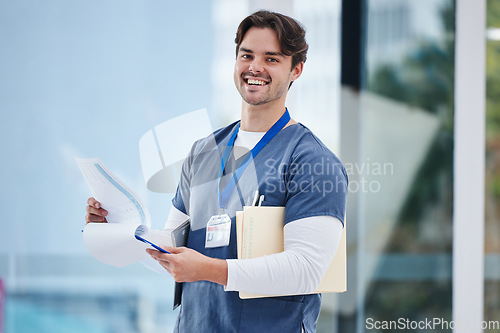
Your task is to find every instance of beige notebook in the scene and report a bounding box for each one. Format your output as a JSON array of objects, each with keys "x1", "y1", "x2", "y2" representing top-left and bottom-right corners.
[{"x1": 236, "y1": 206, "x2": 346, "y2": 299}]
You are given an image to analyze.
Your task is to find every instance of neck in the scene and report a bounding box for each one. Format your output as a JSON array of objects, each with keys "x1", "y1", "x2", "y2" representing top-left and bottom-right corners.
[{"x1": 240, "y1": 99, "x2": 296, "y2": 132}]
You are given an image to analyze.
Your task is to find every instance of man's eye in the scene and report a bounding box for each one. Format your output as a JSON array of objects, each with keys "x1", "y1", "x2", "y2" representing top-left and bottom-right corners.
[
  {"x1": 267, "y1": 58, "x2": 278, "y2": 63},
  {"x1": 242, "y1": 54, "x2": 252, "y2": 59}
]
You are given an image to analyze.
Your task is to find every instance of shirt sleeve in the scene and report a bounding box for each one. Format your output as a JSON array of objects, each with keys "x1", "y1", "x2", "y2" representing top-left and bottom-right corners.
[
  {"x1": 163, "y1": 205, "x2": 190, "y2": 230},
  {"x1": 225, "y1": 215, "x2": 343, "y2": 295},
  {"x1": 283, "y1": 145, "x2": 348, "y2": 226}
]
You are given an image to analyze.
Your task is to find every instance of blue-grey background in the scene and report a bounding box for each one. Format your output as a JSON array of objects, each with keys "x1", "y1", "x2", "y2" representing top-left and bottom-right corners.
[
  {"x1": 0, "y1": 1, "x2": 213, "y2": 254},
  {"x1": 1, "y1": 2, "x2": 216, "y2": 331}
]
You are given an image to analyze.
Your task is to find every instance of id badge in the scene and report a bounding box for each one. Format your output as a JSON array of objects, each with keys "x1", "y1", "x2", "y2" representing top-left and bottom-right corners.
[{"x1": 205, "y1": 214, "x2": 231, "y2": 248}]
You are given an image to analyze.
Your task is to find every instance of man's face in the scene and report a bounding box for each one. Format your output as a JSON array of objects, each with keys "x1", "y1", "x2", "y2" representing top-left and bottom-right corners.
[{"x1": 234, "y1": 27, "x2": 302, "y2": 106}]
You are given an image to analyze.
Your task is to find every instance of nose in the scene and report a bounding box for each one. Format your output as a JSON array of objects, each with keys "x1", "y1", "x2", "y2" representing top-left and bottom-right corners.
[{"x1": 249, "y1": 58, "x2": 264, "y2": 73}]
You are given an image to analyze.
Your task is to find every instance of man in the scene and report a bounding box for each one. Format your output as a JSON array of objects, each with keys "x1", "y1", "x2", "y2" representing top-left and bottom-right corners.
[{"x1": 86, "y1": 10, "x2": 347, "y2": 332}]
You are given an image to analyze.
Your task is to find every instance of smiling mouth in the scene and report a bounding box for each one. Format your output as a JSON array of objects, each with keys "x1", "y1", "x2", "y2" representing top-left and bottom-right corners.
[
  {"x1": 244, "y1": 77, "x2": 270, "y2": 86},
  {"x1": 247, "y1": 79, "x2": 267, "y2": 86}
]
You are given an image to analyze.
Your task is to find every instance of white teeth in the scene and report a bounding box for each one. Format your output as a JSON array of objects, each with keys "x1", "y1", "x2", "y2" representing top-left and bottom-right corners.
[{"x1": 247, "y1": 79, "x2": 267, "y2": 86}]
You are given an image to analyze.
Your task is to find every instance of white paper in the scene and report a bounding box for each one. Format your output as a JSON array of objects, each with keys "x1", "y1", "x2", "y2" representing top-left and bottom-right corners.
[
  {"x1": 82, "y1": 223, "x2": 174, "y2": 268},
  {"x1": 136, "y1": 226, "x2": 174, "y2": 247},
  {"x1": 76, "y1": 157, "x2": 151, "y2": 226},
  {"x1": 83, "y1": 223, "x2": 149, "y2": 267},
  {"x1": 76, "y1": 157, "x2": 172, "y2": 269}
]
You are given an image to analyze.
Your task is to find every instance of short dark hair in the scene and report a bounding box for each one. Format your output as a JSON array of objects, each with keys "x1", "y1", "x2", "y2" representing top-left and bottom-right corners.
[{"x1": 235, "y1": 10, "x2": 308, "y2": 69}]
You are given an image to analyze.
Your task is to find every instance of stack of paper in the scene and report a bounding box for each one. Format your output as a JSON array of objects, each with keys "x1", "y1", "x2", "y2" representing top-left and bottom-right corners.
[
  {"x1": 76, "y1": 157, "x2": 181, "y2": 268},
  {"x1": 236, "y1": 206, "x2": 346, "y2": 299}
]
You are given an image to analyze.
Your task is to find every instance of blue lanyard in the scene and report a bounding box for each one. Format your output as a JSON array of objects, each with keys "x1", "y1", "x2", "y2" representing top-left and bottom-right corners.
[{"x1": 218, "y1": 109, "x2": 291, "y2": 210}]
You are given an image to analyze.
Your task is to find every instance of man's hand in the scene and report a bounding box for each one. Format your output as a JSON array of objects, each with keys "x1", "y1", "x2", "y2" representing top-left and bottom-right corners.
[
  {"x1": 85, "y1": 197, "x2": 108, "y2": 224},
  {"x1": 147, "y1": 247, "x2": 228, "y2": 286}
]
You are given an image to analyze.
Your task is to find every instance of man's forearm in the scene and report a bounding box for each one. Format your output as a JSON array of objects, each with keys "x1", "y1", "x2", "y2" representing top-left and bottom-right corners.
[
  {"x1": 204, "y1": 257, "x2": 228, "y2": 286},
  {"x1": 225, "y1": 216, "x2": 343, "y2": 295}
]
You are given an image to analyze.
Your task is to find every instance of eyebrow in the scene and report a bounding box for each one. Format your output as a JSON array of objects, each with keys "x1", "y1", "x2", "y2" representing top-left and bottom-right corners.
[{"x1": 239, "y1": 47, "x2": 285, "y2": 57}]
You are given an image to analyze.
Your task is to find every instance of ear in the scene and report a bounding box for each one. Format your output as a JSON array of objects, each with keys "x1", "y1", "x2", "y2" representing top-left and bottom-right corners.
[{"x1": 290, "y1": 62, "x2": 304, "y2": 82}]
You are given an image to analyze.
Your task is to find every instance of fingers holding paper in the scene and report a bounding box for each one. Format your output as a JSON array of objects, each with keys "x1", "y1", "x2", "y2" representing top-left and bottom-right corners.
[
  {"x1": 147, "y1": 247, "x2": 228, "y2": 286},
  {"x1": 85, "y1": 197, "x2": 108, "y2": 224}
]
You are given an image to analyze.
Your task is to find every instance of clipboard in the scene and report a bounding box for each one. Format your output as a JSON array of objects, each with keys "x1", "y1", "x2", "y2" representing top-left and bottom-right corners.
[
  {"x1": 171, "y1": 220, "x2": 190, "y2": 310},
  {"x1": 236, "y1": 206, "x2": 346, "y2": 299}
]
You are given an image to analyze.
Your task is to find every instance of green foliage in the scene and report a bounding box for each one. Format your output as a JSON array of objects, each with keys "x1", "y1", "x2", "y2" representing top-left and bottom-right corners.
[
  {"x1": 486, "y1": 36, "x2": 500, "y2": 138},
  {"x1": 486, "y1": 0, "x2": 500, "y2": 216},
  {"x1": 487, "y1": 0, "x2": 500, "y2": 27},
  {"x1": 369, "y1": 41, "x2": 454, "y2": 114},
  {"x1": 491, "y1": 174, "x2": 500, "y2": 199}
]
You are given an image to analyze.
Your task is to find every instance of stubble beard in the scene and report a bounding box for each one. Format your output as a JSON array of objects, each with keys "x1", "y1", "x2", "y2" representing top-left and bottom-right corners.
[{"x1": 237, "y1": 77, "x2": 290, "y2": 106}]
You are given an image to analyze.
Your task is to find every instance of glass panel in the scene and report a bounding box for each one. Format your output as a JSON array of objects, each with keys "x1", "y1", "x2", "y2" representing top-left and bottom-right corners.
[
  {"x1": 485, "y1": 0, "x2": 500, "y2": 325},
  {"x1": 0, "y1": 1, "x2": 213, "y2": 332},
  {"x1": 345, "y1": 0, "x2": 455, "y2": 331}
]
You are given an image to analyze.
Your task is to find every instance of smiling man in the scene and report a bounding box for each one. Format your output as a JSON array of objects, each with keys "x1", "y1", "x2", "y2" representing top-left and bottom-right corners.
[{"x1": 86, "y1": 10, "x2": 348, "y2": 332}]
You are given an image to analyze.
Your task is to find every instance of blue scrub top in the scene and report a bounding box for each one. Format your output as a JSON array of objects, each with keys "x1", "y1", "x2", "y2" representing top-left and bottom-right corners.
[{"x1": 172, "y1": 121, "x2": 348, "y2": 332}]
